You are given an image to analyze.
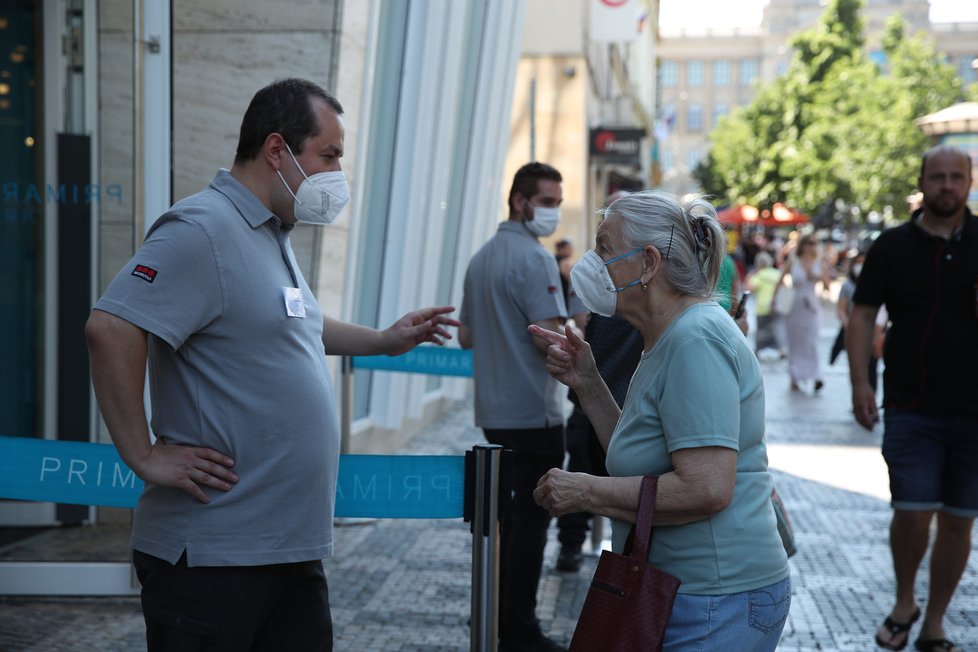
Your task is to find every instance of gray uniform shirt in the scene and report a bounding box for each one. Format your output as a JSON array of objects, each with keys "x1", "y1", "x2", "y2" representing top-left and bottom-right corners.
[
  {"x1": 460, "y1": 221, "x2": 567, "y2": 429},
  {"x1": 95, "y1": 170, "x2": 339, "y2": 567}
]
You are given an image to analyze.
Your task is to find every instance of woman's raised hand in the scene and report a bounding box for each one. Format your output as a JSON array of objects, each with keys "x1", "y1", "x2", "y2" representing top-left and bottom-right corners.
[{"x1": 527, "y1": 323, "x2": 598, "y2": 392}]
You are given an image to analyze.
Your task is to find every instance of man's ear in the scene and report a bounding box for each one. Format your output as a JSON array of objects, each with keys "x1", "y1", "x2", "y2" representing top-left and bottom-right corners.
[
  {"x1": 263, "y1": 133, "x2": 287, "y2": 172},
  {"x1": 510, "y1": 193, "x2": 526, "y2": 215}
]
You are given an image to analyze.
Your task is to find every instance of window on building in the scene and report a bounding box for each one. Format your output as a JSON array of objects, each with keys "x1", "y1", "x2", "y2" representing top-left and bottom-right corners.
[
  {"x1": 687, "y1": 60, "x2": 705, "y2": 87},
  {"x1": 712, "y1": 103, "x2": 729, "y2": 127},
  {"x1": 687, "y1": 104, "x2": 703, "y2": 131},
  {"x1": 958, "y1": 55, "x2": 977, "y2": 83},
  {"x1": 661, "y1": 60, "x2": 678, "y2": 87},
  {"x1": 662, "y1": 148, "x2": 674, "y2": 171},
  {"x1": 739, "y1": 59, "x2": 758, "y2": 86},
  {"x1": 687, "y1": 148, "x2": 702, "y2": 170},
  {"x1": 713, "y1": 60, "x2": 731, "y2": 86}
]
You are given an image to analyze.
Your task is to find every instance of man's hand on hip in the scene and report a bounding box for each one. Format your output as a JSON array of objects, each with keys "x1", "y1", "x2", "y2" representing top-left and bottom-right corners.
[{"x1": 135, "y1": 439, "x2": 238, "y2": 504}]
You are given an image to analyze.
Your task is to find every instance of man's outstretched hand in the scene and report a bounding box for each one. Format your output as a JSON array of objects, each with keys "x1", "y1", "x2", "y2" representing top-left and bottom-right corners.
[{"x1": 383, "y1": 306, "x2": 460, "y2": 356}]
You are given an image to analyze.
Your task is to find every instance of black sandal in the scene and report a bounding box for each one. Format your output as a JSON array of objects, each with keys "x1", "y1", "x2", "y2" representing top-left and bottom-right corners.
[
  {"x1": 914, "y1": 639, "x2": 960, "y2": 652},
  {"x1": 875, "y1": 608, "x2": 920, "y2": 650}
]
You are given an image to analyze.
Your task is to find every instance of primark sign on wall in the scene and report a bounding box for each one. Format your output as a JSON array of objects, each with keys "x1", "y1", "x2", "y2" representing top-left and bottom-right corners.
[{"x1": 2, "y1": 182, "x2": 124, "y2": 224}]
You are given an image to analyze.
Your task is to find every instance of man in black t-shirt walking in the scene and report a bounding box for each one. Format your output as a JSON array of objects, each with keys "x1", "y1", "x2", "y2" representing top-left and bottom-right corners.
[{"x1": 848, "y1": 145, "x2": 978, "y2": 652}]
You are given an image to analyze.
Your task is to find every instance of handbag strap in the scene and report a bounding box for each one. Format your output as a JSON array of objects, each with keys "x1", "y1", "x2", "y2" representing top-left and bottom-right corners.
[{"x1": 627, "y1": 475, "x2": 658, "y2": 561}]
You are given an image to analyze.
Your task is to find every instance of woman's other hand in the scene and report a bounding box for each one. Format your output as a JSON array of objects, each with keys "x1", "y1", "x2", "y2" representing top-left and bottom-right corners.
[{"x1": 533, "y1": 468, "x2": 591, "y2": 517}]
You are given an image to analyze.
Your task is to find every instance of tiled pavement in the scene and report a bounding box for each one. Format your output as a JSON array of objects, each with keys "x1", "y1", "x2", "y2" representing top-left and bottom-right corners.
[{"x1": 1, "y1": 302, "x2": 977, "y2": 651}]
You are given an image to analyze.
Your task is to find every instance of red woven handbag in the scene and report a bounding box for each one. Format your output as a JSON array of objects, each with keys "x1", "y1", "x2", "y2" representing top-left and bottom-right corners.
[{"x1": 569, "y1": 476, "x2": 681, "y2": 652}]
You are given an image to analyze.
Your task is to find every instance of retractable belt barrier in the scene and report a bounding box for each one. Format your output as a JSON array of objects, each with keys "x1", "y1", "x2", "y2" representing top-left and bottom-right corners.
[
  {"x1": 352, "y1": 346, "x2": 473, "y2": 377},
  {"x1": 0, "y1": 437, "x2": 465, "y2": 518}
]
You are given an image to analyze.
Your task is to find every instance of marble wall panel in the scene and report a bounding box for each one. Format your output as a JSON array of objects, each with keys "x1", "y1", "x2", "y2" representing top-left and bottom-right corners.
[
  {"x1": 97, "y1": 29, "x2": 135, "y2": 290},
  {"x1": 98, "y1": 0, "x2": 133, "y2": 33},
  {"x1": 97, "y1": 222, "x2": 135, "y2": 293},
  {"x1": 173, "y1": 0, "x2": 337, "y2": 33},
  {"x1": 171, "y1": 30, "x2": 336, "y2": 200}
]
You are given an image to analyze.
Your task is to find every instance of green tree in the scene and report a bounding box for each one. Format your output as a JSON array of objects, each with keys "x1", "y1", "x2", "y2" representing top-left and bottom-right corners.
[{"x1": 700, "y1": 0, "x2": 963, "y2": 223}]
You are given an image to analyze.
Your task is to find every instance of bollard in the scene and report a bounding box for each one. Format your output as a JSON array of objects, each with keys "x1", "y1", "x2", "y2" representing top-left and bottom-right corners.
[
  {"x1": 340, "y1": 356, "x2": 354, "y2": 455},
  {"x1": 468, "y1": 444, "x2": 503, "y2": 652},
  {"x1": 590, "y1": 515, "x2": 605, "y2": 554}
]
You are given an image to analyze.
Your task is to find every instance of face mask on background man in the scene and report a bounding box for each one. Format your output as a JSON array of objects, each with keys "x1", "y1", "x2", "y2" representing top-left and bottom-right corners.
[{"x1": 523, "y1": 204, "x2": 560, "y2": 237}]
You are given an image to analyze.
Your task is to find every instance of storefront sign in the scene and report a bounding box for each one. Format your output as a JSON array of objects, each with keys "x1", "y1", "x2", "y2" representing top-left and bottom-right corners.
[{"x1": 589, "y1": 127, "x2": 646, "y2": 165}]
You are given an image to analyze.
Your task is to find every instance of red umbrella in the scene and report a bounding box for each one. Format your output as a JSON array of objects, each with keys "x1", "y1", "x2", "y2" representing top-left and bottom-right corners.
[
  {"x1": 716, "y1": 205, "x2": 760, "y2": 224},
  {"x1": 761, "y1": 203, "x2": 810, "y2": 226}
]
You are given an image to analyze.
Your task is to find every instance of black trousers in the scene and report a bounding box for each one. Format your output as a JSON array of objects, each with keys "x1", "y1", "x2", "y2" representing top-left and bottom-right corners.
[
  {"x1": 557, "y1": 408, "x2": 608, "y2": 548},
  {"x1": 133, "y1": 550, "x2": 332, "y2": 651},
  {"x1": 483, "y1": 426, "x2": 564, "y2": 638}
]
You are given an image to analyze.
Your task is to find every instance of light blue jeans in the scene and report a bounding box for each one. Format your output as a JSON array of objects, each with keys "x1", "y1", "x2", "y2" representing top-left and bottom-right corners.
[{"x1": 661, "y1": 576, "x2": 791, "y2": 652}]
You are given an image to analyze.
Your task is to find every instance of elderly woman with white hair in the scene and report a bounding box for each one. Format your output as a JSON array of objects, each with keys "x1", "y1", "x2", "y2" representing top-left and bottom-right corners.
[{"x1": 530, "y1": 191, "x2": 790, "y2": 651}]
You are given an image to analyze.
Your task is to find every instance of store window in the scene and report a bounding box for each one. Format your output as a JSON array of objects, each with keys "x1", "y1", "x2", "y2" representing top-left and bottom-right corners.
[{"x1": 0, "y1": 0, "x2": 40, "y2": 441}]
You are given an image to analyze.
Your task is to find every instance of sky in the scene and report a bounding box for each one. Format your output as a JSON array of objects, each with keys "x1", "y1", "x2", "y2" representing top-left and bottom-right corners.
[{"x1": 658, "y1": 0, "x2": 978, "y2": 31}]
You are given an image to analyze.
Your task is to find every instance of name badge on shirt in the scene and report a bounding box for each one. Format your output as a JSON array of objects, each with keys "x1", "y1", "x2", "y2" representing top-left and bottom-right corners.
[{"x1": 283, "y1": 286, "x2": 306, "y2": 318}]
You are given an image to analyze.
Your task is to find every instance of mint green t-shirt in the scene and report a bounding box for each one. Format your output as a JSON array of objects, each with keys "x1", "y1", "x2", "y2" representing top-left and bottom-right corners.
[{"x1": 605, "y1": 303, "x2": 789, "y2": 595}]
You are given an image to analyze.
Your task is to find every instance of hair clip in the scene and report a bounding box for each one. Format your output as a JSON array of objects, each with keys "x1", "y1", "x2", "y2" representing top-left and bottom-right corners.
[
  {"x1": 664, "y1": 225, "x2": 675, "y2": 260},
  {"x1": 693, "y1": 217, "x2": 710, "y2": 250}
]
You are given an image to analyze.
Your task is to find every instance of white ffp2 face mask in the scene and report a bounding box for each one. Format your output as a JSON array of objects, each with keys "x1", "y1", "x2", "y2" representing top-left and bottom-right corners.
[
  {"x1": 276, "y1": 143, "x2": 350, "y2": 225},
  {"x1": 570, "y1": 248, "x2": 643, "y2": 317},
  {"x1": 524, "y1": 205, "x2": 561, "y2": 237}
]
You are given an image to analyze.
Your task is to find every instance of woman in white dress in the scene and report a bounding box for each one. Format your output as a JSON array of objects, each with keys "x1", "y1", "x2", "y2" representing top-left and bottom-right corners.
[{"x1": 776, "y1": 234, "x2": 832, "y2": 391}]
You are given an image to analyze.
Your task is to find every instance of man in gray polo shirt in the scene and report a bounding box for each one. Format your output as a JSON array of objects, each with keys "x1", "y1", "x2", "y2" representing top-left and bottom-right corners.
[
  {"x1": 85, "y1": 78, "x2": 457, "y2": 651},
  {"x1": 459, "y1": 162, "x2": 568, "y2": 652}
]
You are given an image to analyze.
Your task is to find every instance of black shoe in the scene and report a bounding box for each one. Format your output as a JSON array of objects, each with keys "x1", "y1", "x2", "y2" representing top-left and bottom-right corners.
[
  {"x1": 499, "y1": 631, "x2": 567, "y2": 652},
  {"x1": 814, "y1": 379, "x2": 824, "y2": 392},
  {"x1": 556, "y1": 545, "x2": 583, "y2": 572}
]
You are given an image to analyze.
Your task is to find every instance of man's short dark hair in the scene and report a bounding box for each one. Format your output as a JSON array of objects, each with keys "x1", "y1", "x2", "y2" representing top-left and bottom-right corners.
[
  {"x1": 234, "y1": 78, "x2": 344, "y2": 163},
  {"x1": 508, "y1": 162, "x2": 562, "y2": 210},
  {"x1": 919, "y1": 144, "x2": 972, "y2": 178}
]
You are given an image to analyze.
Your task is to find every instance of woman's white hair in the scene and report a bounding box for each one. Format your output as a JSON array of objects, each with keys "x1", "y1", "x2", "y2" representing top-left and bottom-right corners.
[{"x1": 603, "y1": 191, "x2": 726, "y2": 300}]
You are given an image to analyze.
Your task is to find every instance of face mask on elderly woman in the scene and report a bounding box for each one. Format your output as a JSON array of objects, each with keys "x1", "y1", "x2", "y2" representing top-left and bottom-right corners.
[{"x1": 570, "y1": 247, "x2": 643, "y2": 317}]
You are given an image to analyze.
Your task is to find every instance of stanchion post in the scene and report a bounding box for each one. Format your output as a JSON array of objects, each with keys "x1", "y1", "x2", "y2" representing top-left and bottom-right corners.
[
  {"x1": 339, "y1": 356, "x2": 353, "y2": 455},
  {"x1": 590, "y1": 515, "x2": 605, "y2": 554},
  {"x1": 469, "y1": 444, "x2": 502, "y2": 652}
]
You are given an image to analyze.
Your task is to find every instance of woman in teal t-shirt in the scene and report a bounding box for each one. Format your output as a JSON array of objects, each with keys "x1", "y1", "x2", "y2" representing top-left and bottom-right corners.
[{"x1": 530, "y1": 191, "x2": 790, "y2": 651}]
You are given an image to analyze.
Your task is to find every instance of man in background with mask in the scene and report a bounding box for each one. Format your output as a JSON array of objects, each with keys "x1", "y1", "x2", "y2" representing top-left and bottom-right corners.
[
  {"x1": 86, "y1": 78, "x2": 458, "y2": 651},
  {"x1": 459, "y1": 161, "x2": 568, "y2": 652}
]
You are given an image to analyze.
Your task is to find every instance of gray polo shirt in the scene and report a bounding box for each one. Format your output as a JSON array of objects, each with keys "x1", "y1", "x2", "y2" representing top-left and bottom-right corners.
[
  {"x1": 95, "y1": 170, "x2": 339, "y2": 567},
  {"x1": 460, "y1": 221, "x2": 567, "y2": 429}
]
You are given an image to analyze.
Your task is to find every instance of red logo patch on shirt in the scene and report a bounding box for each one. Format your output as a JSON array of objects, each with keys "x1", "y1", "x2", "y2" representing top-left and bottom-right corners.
[
  {"x1": 547, "y1": 285, "x2": 559, "y2": 294},
  {"x1": 131, "y1": 264, "x2": 158, "y2": 283}
]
